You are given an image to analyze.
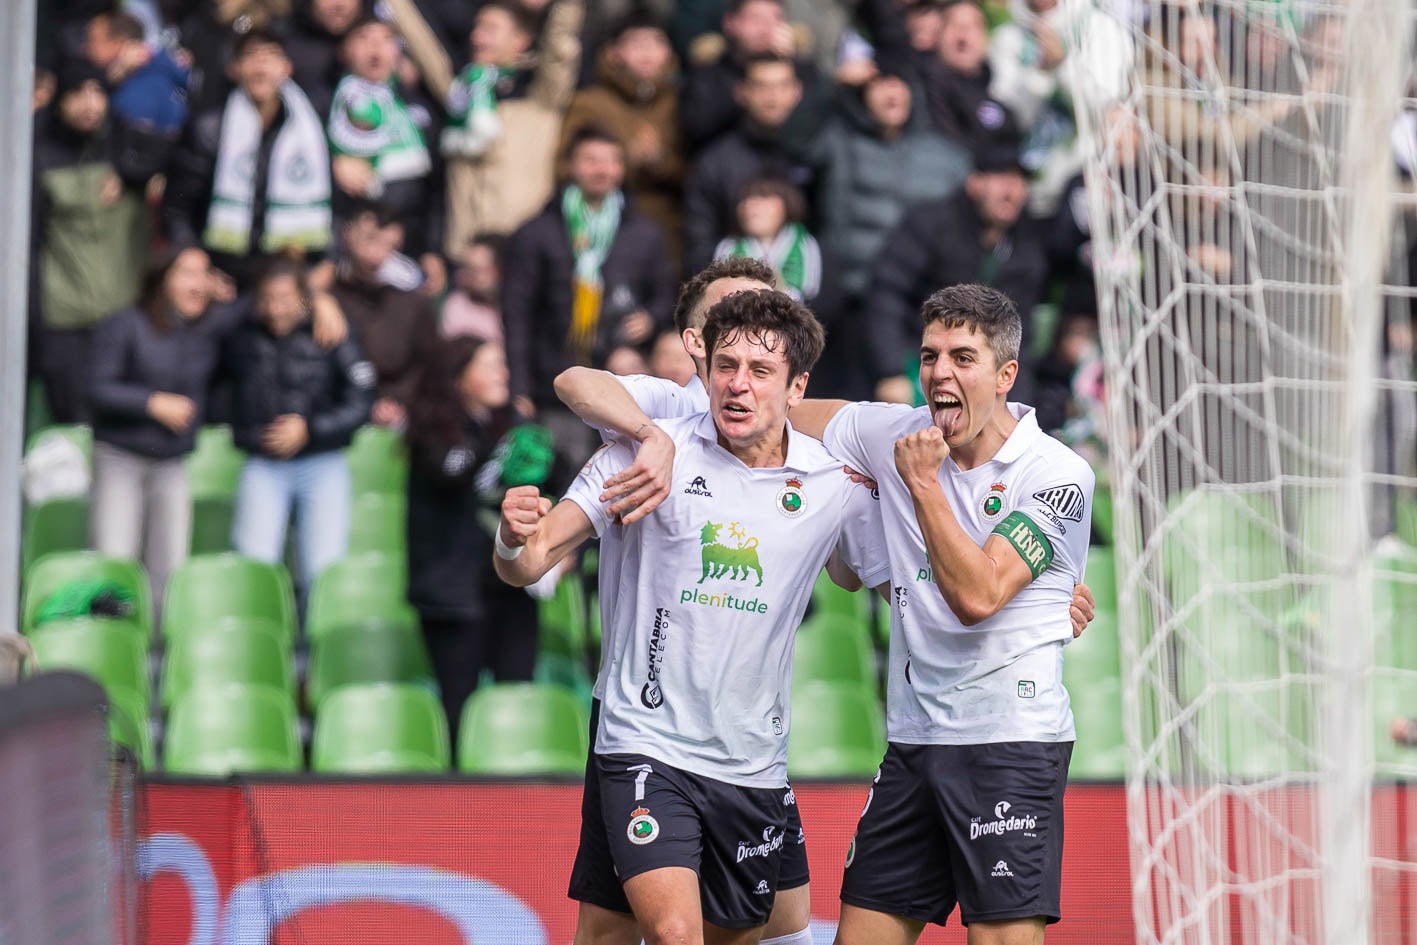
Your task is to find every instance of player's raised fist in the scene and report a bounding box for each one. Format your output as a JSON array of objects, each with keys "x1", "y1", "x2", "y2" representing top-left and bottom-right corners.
[
  {"x1": 894, "y1": 426, "x2": 949, "y2": 487},
  {"x1": 500, "y1": 485, "x2": 552, "y2": 547}
]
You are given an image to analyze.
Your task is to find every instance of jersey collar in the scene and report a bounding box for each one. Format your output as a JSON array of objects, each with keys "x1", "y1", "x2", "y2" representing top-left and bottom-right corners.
[
  {"x1": 692, "y1": 409, "x2": 816, "y2": 472},
  {"x1": 989, "y1": 402, "x2": 1041, "y2": 466}
]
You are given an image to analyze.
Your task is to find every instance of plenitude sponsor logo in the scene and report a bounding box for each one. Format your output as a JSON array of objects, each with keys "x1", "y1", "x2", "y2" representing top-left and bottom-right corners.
[{"x1": 682, "y1": 521, "x2": 772, "y2": 613}]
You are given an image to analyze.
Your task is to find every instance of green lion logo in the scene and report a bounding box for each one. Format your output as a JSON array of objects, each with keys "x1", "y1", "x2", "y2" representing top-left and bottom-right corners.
[{"x1": 698, "y1": 522, "x2": 764, "y2": 586}]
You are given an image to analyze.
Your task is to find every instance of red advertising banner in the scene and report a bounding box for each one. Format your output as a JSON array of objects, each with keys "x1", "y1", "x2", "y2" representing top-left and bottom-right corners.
[{"x1": 140, "y1": 780, "x2": 1134, "y2": 944}]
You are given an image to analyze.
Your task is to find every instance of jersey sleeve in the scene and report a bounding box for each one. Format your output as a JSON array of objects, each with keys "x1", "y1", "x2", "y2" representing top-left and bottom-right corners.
[
  {"x1": 821, "y1": 402, "x2": 912, "y2": 481},
  {"x1": 596, "y1": 374, "x2": 699, "y2": 443},
  {"x1": 990, "y1": 461, "x2": 1095, "y2": 582},
  {"x1": 560, "y1": 439, "x2": 637, "y2": 537},
  {"x1": 836, "y1": 484, "x2": 892, "y2": 589}
]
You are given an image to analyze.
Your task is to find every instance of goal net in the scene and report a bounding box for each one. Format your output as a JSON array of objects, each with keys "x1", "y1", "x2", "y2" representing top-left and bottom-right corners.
[{"x1": 1071, "y1": 0, "x2": 1417, "y2": 941}]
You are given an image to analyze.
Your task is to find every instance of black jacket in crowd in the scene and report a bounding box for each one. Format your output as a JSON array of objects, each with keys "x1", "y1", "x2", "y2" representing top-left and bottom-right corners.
[
  {"x1": 679, "y1": 46, "x2": 825, "y2": 154},
  {"x1": 501, "y1": 194, "x2": 678, "y2": 406},
  {"x1": 223, "y1": 315, "x2": 375, "y2": 457},
  {"x1": 276, "y1": 3, "x2": 354, "y2": 121},
  {"x1": 866, "y1": 189, "x2": 1050, "y2": 392},
  {"x1": 89, "y1": 302, "x2": 248, "y2": 459}
]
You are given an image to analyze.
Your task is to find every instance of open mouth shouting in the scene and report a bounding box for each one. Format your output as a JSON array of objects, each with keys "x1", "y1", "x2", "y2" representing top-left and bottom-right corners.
[{"x1": 931, "y1": 391, "x2": 963, "y2": 436}]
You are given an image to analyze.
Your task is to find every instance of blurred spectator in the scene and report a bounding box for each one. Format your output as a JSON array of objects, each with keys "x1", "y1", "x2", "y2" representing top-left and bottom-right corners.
[
  {"x1": 405, "y1": 336, "x2": 543, "y2": 740},
  {"x1": 679, "y1": 0, "x2": 822, "y2": 153},
  {"x1": 580, "y1": 0, "x2": 674, "y2": 85},
  {"x1": 180, "y1": 0, "x2": 293, "y2": 115},
  {"x1": 712, "y1": 175, "x2": 824, "y2": 306},
  {"x1": 560, "y1": 11, "x2": 686, "y2": 271},
  {"x1": 502, "y1": 125, "x2": 676, "y2": 464},
  {"x1": 327, "y1": 16, "x2": 437, "y2": 255},
  {"x1": 437, "y1": 0, "x2": 584, "y2": 257},
  {"x1": 31, "y1": 59, "x2": 150, "y2": 423},
  {"x1": 866, "y1": 142, "x2": 1048, "y2": 404},
  {"x1": 921, "y1": 0, "x2": 1021, "y2": 157},
  {"x1": 89, "y1": 246, "x2": 221, "y2": 602},
  {"x1": 164, "y1": 28, "x2": 332, "y2": 292},
  {"x1": 227, "y1": 256, "x2": 374, "y2": 592},
  {"x1": 84, "y1": 10, "x2": 190, "y2": 135},
  {"x1": 441, "y1": 233, "x2": 505, "y2": 342},
  {"x1": 606, "y1": 345, "x2": 650, "y2": 375},
  {"x1": 683, "y1": 53, "x2": 813, "y2": 271},
  {"x1": 648, "y1": 327, "x2": 697, "y2": 385},
  {"x1": 1032, "y1": 279, "x2": 1099, "y2": 436},
  {"x1": 329, "y1": 203, "x2": 440, "y2": 432},
  {"x1": 280, "y1": 0, "x2": 369, "y2": 119}
]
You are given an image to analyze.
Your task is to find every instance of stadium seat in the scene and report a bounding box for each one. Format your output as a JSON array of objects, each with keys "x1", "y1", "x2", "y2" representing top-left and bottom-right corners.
[
  {"x1": 25, "y1": 424, "x2": 93, "y2": 469},
  {"x1": 1063, "y1": 609, "x2": 1120, "y2": 687},
  {"x1": 812, "y1": 570, "x2": 871, "y2": 625},
  {"x1": 22, "y1": 551, "x2": 153, "y2": 638},
  {"x1": 108, "y1": 686, "x2": 154, "y2": 768},
  {"x1": 793, "y1": 618, "x2": 877, "y2": 695},
  {"x1": 1066, "y1": 676, "x2": 1125, "y2": 780},
  {"x1": 533, "y1": 652, "x2": 594, "y2": 709},
  {"x1": 787, "y1": 681, "x2": 886, "y2": 779},
  {"x1": 312, "y1": 683, "x2": 450, "y2": 773},
  {"x1": 347, "y1": 492, "x2": 407, "y2": 555},
  {"x1": 1397, "y1": 495, "x2": 1417, "y2": 549},
  {"x1": 186, "y1": 426, "x2": 245, "y2": 554},
  {"x1": 305, "y1": 621, "x2": 435, "y2": 708},
  {"x1": 27, "y1": 618, "x2": 150, "y2": 706},
  {"x1": 305, "y1": 553, "x2": 414, "y2": 644},
  {"x1": 1374, "y1": 669, "x2": 1417, "y2": 779},
  {"x1": 1198, "y1": 682, "x2": 1312, "y2": 780},
  {"x1": 21, "y1": 497, "x2": 90, "y2": 575},
  {"x1": 163, "y1": 554, "x2": 296, "y2": 644},
  {"x1": 457, "y1": 683, "x2": 589, "y2": 775},
  {"x1": 347, "y1": 425, "x2": 408, "y2": 496},
  {"x1": 538, "y1": 573, "x2": 587, "y2": 660},
  {"x1": 1085, "y1": 546, "x2": 1119, "y2": 614},
  {"x1": 1092, "y1": 478, "x2": 1114, "y2": 546},
  {"x1": 160, "y1": 619, "x2": 293, "y2": 711},
  {"x1": 797, "y1": 612, "x2": 874, "y2": 663},
  {"x1": 163, "y1": 684, "x2": 302, "y2": 775}
]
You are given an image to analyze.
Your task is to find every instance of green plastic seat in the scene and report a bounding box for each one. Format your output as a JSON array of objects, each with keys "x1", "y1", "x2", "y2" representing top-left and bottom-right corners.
[
  {"x1": 538, "y1": 573, "x2": 587, "y2": 660},
  {"x1": 163, "y1": 684, "x2": 301, "y2": 775},
  {"x1": 797, "y1": 612, "x2": 873, "y2": 663},
  {"x1": 189, "y1": 495, "x2": 236, "y2": 554},
  {"x1": 1163, "y1": 489, "x2": 1287, "y2": 611},
  {"x1": 22, "y1": 497, "x2": 91, "y2": 574},
  {"x1": 1063, "y1": 609, "x2": 1120, "y2": 688},
  {"x1": 163, "y1": 554, "x2": 296, "y2": 644},
  {"x1": 348, "y1": 492, "x2": 407, "y2": 555},
  {"x1": 28, "y1": 618, "x2": 150, "y2": 705},
  {"x1": 305, "y1": 621, "x2": 434, "y2": 708},
  {"x1": 347, "y1": 425, "x2": 408, "y2": 496},
  {"x1": 108, "y1": 686, "x2": 154, "y2": 768},
  {"x1": 1084, "y1": 546, "x2": 1119, "y2": 615},
  {"x1": 457, "y1": 683, "x2": 589, "y2": 775},
  {"x1": 1396, "y1": 496, "x2": 1417, "y2": 549},
  {"x1": 793, "y1": 619, "x2": 877, "y2": 694},
  {"x1": 1374, "y1": 669, "x2": 1417, "y2": 779},
  {"x1": 787, "y1": 681, "x2": 886, "y2": 779},
  {"x1": 1091, "y1": 477, "x2": 1114, "y2": 546},
  {"x1": 812, "y1": 569, "x2": 871, "y2": 624},
  {"x1": 161, "y1": 619, "x2": 293, "y2": 711},
  {"x1": 22, "y1": 551, "x2": 153, "y2": 638},
  {"x1": 306, "y1": 553, "x2": 413, "y2": 643},
  {"x1": 312, "y1": 683, "x2": 450, "y2": 773},
  {"x1": 187, "y1": 430, "x2": 244, "y2": 555},
  {"x1": 533, "y1": 652, "x2": 595, "y2": 710},
  {"x1": 25, "y1": 424, "x2": 93, "y2": 469},
  {"x1": 1066, "y1": 676, "x2": 1125, "y2": 779}
]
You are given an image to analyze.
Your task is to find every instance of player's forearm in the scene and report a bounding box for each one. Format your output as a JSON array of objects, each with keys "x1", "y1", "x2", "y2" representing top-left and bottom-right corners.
[
  {"x1": 493, "y1": 524, "x2": 560, "y2": 587},
  {"x1": 906, "y1": 480, "x2": 1006, "y2": 626},
  {"x1": 788, "y1": 399, "x2": 850, "y2": 440},
  {"x1": 825, "y1": 550, "x2": 864, "y2": 592},
  {"x1": 554, "y1": 367, "x2": 657, "y2": 439}
]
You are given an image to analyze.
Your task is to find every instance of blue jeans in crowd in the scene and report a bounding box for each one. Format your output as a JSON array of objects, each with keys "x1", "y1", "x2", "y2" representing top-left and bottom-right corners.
[{"x1": 232, "y1": 451, "x2": 351, "y2": 590}]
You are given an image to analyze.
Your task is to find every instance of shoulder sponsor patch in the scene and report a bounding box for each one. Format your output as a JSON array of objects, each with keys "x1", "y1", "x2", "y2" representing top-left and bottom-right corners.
[
  {"x1": 1032, "y1": 484, "x2": 1085, "y2": 522},
  {"x1": 992, "y1": 511, "x2": 1054, "y2": 579}
]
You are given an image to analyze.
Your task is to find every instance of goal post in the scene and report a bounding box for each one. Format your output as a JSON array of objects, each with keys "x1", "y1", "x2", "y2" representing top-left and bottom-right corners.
[{"x1": 1071, "y1": 0, "x2": 1417, "y2": 941}]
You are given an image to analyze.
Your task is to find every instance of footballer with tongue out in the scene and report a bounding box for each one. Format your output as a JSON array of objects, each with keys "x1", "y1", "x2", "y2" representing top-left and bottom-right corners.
[{"x1": 790, "y1": 284, "x2": 1096, "y2": 945}]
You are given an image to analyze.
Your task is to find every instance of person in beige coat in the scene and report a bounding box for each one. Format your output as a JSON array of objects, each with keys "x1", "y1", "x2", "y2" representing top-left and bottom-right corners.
[{"x1": 384, "y1": 0, "x2": 584, "y2": 257}]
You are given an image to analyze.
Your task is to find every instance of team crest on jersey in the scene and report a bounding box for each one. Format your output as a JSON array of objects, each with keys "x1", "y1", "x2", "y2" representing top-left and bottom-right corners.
[
  {"x1": 981, "y1": 482, "x2": 1007, "y2": 521},
  {"x1": 628, "y1": 808, "x2": 659, "y2": 845},
  {"x1": 777, "y1": 477, "x2": 805, "y2": 518}
]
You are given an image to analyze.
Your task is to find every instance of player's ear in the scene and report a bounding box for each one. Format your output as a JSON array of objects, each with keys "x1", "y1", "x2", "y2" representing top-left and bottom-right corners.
[
  {"x1": 786, "y1": 371, "x2": 810, "y2": 407},
  {"x1": 996, "y1": 358, "x2": 1018, "y2": 396},
  {"x1": 683, "y1": 328, "x2": 706, "y2": 359}
]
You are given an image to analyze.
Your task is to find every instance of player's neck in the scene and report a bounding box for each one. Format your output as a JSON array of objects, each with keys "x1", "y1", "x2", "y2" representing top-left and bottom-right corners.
[
  {"x1": 718, "y1": 425, "x2": 789, "y2": 468},
  {"x1": 951, "y1": 402, "x2": 1018, "y2": 471}
]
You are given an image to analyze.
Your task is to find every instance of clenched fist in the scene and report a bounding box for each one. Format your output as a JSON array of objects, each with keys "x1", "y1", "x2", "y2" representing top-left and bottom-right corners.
[
  {"x1": 500, "y1": 484, "x2": 552, "y2": 548},
  {"x1": 895, "y1": 426, "x2": 949, "y2": 490}
]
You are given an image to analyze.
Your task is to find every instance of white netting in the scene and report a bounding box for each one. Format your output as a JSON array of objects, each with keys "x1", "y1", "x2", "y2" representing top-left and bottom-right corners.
[{"x1": 1072, "y1": 0, "x2": 1417, "y2": 941}]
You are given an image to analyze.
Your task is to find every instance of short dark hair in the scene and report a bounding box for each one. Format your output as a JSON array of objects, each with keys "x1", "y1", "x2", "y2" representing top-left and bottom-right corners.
[
  {"x1": 343, "y1": 13, "x2": 395, "y2": 41},
  {"x1": 99, "y1": 11, "x2": 146, "y2": 42},
  {"x1": 608, "y1": 10, "x2": 668, "y2": 42},
  {"x1": 345, "y1": 199, "x2": 405, "y2": 230},
  {"x1": 740, "y1": 52, "x2": 798, "y2": 81},
  {"x1": 563, "y1": 123, "x2": 624, "y2": 160},
  {"x1": 673, "y1": 257, "x2": 777, "y2": 334},
  {"x1": 478, "y1": 0, "x2": 538, "y2": 37},
  {"x1": 920, "y1": 284, "x2": 1022, "y2": 366},
  {"x1": 728, "y1": 0, "x2": 784, "y2": 15},
  {"x1": 701, "y1": 289, "x2": 824, "y2": 380},
  {"x1": 233, "y1": 27, "x2": 287, "y2": 59},
  {"x1": 735, "y1": 174, "x2": 806, "y2": 226}
]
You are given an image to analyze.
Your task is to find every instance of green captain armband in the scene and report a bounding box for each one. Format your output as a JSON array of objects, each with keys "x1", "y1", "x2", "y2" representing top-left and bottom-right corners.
[{"x1": 992, "y1": 511, "x2": 1054, "y2": 579}]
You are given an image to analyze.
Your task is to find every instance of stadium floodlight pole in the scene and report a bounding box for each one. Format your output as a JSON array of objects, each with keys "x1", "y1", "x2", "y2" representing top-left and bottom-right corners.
[{"x1": 0, "y1": 0, "x2": 37, "y2": 637}]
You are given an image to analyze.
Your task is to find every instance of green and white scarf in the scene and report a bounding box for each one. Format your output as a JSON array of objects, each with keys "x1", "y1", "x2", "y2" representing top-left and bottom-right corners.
[
  {"x1": 441, "y1": 64, "x2": 509, "y2": 158},
  {"x1": 328, "y1": 75, "x2": 431, "y2": 184},
  {"x1": 562, "y1": 185, "x2": 624, "y2": 364},
  {"x1": 713, "y1": 223, "x2": 821, "y2": 302}
]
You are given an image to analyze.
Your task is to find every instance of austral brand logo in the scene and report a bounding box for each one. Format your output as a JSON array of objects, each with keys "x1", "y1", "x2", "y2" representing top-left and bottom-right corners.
[
  {"x1": 1034, "y1": 484, "x2": 1085, "y2": 523},
  {"x1": 627, "y1": 808, "x2": 660, "y2": 845},
  {"x1": 737, "y1": 826, "x2": 785, "y2": 863},
  {"x1": 992, "y1": 860, "x2": 1014, "y2": 878},
  {"x1": 680, "y1": 522, "x2": 771, "y2": 614},
  {"x1": 640, "y1": 608, "x2": 669, "y2": 709},
  {"x1": 684, "y1": 475, "x2": 713, "y2": 497},
  {"x1": 777, "y1": 477, "x2": 805, "y2": 518},
  {"x1": 981, "y1": 482, "x2": 1007, "y2": 521},
  {"x1": 970, "y1": 801, "x2": 1037, "y2": 841}
]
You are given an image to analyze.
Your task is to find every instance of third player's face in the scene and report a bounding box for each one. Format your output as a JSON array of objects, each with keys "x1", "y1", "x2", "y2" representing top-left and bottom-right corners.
[
  {"x1": 919, "y1": 321, "x2": 1014, "y2": 448},
  {"x1": 708, "y1": 329, "x2": 808, "y2": 452}
]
